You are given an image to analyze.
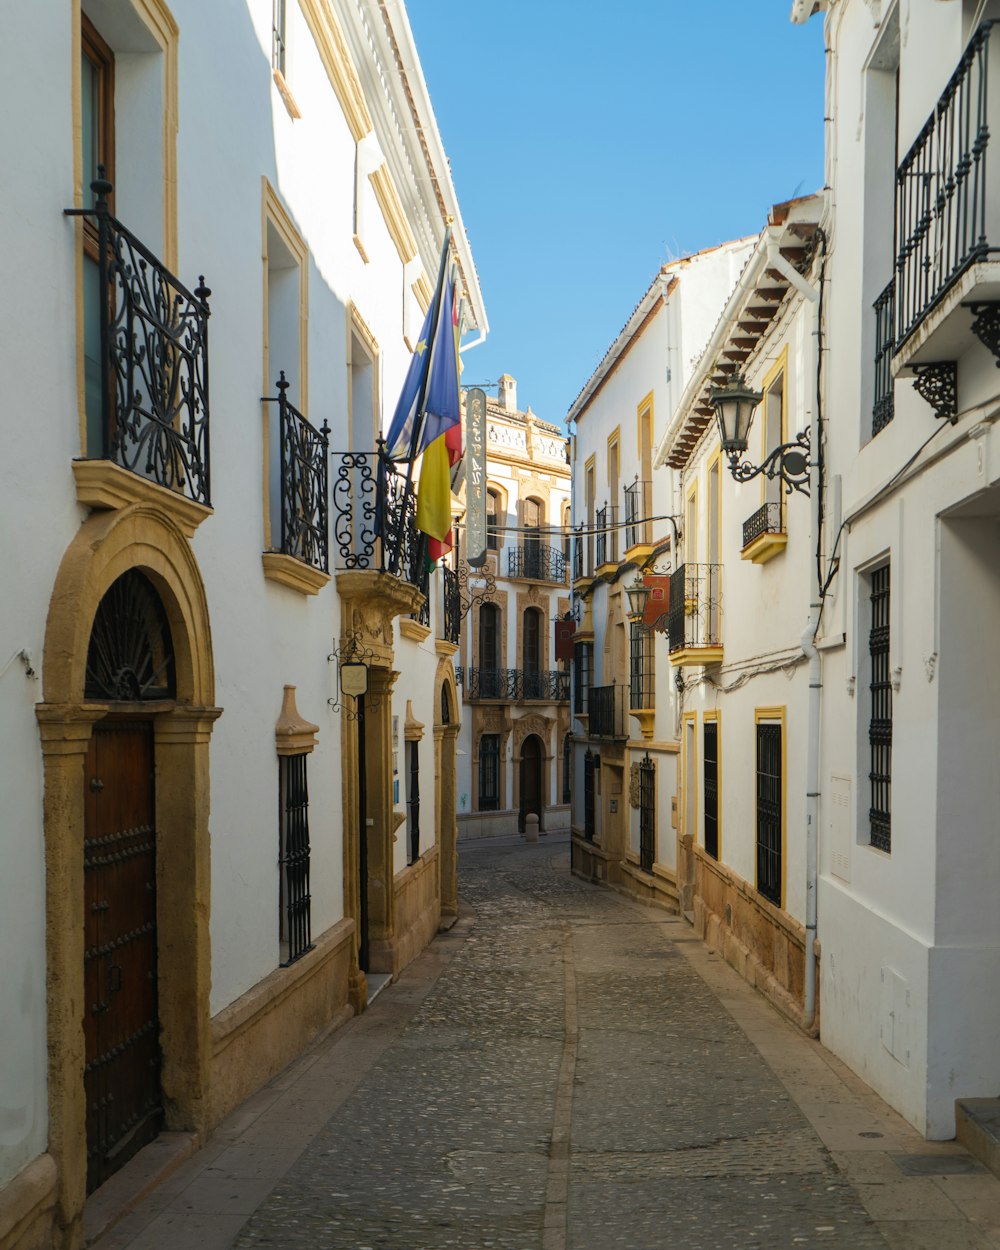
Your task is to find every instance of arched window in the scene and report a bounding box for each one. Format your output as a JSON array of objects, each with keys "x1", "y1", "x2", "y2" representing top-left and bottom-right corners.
[
  {"x1": 479, "y1": 603, "x2": 500, "y2": 671},
  {"x1": 85, "y1": 569, "x2": 176, "y2": 701},
  {"x1": 523, "y1": 607, "x2": 542, "y2": 674},
  {"x1": 486, "y1": 489, "x2": 500, "y2": 550},
  {"x1": 524, "y1": 496, "x2": 543, "y2": 578}
]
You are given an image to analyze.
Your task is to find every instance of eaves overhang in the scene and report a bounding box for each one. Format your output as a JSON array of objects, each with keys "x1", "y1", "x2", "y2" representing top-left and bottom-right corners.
[
  {"x1": 341, "y1": 0, "x2": 488, "y2": 338},
  {"x1": 654, "y1": 195, "x2": 824, "y2": 472}
]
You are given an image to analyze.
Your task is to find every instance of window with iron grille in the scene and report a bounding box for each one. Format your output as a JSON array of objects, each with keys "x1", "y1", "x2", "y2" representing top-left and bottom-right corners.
[
  {"x1": 407, "y1": 740, "x2": 420, "y2": 863},
  {"x1": 479, "y1": 602, "x2": 501, "y2": 670},
  {"x1": 638, "y1": 754, "x2": 655, "y2": 872},
  {"x1": 868, "y1": 565, "x2": 892, "y2": 851},
  {"x1": 562, "y1": 734, "x2": 571, "y2": 804},
  {"x1": 524, "y1": 608, "x2": 542, "y2": 673},
  {"x1": 755, "y1": 721, "x2": 782, "y2": 906},
  {"x1": 272, "y1": 0, "x2": 287, "y2": 75},
  {"x1": 479, "y1": 735, "x2": 500, "y2": 811},
  {"x1": 279, "y1": 753, "x2": 313, "y2": 965},
  {"x1": 629, "y1": 621, "x2": 655, "y2": 710},
  {"x1": 703, "y1": 720, "x2": 719, "y2": 860},
  {"x1": 584, "y1": 749, "x2": 597, "y2": 841},
  {"x1": 574, "y1": 642, "x2": 592, "y2": 716},
  {"x1": 486, "y1": 490, "x2": 499, "y2": 549}
]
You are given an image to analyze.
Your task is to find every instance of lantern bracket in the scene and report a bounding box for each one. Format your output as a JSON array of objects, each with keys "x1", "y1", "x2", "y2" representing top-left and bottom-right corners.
[{"x1": 725, "y1": 426, "x2": 812, "y2": 496}]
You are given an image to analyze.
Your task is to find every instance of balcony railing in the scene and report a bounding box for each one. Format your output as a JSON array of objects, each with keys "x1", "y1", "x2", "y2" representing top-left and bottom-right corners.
[
  {"x1": 589, "y1": 684, "x2": 627, "y2": 739},
  {"x1": 624, "y1": 479, "x2": 652, "y2": 551},
  {"x1": 507, "y1": 543, "x2": 567, "y2": 582},
  {"x1": 629, "y1": 622, "x2": 655, "y2": 711},
  {"x1": 667, "y1": 564, "x2": 722, "y2": 655},
  {"x1": 896, "y1": 20, "x2": 1000, "y2": 347},
  {"x1": 595, "y1": 505, "x2": 619, "y2": 568},
  {"x1": 69, "y1": 180, "x2": 211, "y2": 504},
  {"x1": 442, "y1": 566, "x2": 461, "y2": 644},
  {"x1": 271, "y1": 373, "x2": 329, "y2": 572},
  {"x1": 330, "y1": 449, "x2": 420, "y2": 582},
  {"x1": 742, "y1": 502, "x2": 783, "y2": 550},
  {"x1": 465, "y1": 668, "x2": 570, "y2": 701},
  {"x1": 872, "y1": 280, "x2": 896, "y2": 435},
  {"x1": 573, "y1": 536, "x2": 585, "y2": 581}
]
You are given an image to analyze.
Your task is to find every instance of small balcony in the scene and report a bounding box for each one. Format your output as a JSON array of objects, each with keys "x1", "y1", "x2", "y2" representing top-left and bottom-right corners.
[
  {"x1": 465, "y1": 668, "x2": 570, "y2": 702},
  {"x1": 507, "y1": 543, "x2": 568, "y2": 583},
  {"x1": 740, "y1": 501, "x2": 786, "y2": 565},
  {"x1": 441, "y1": 566, "x2": 461, "y2": 645},
  {"x1": 69, "y1": 181, "x2": 212, "y2": 532},
  {"x1": 629, "y1": 622, "x2": 655, "y2": 740},
  {"x1": 589, "y1": 684, "x2": 627, "y2": 739},
  {"x1": 893, "y1": 21, "x2": 1000, "y2": 381},
  {"x1": 595, "y1": 504, "x2": 619, "y2": 573},
  {"x1": 872, "y1": 280, "x2": 896, "y2": 436},
  {"x1": 667, "y1": 564, "x2": 723, "y2": 666},
  {"x1": 624, "y1": 478, "x2": 653, "y2": 556}
]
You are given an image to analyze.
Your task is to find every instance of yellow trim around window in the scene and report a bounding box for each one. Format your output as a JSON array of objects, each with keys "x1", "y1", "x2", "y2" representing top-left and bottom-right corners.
[
  {"x1": 637, "y1": 391, "x2": 654, "y2": 462},
  {"x1": 754, "y1": 706, "x2": 787, "y2": 908},
  {"x1": 346, "y1": 301, "x2": 382, "y2": 452},
  {"x1": 759, "y1": 344, "x2": 788, "y2": 506},
  {"x1": 369, "y1": 163, "x2": 418, "y2": 265},
  {"x1": 703, "y1": 709, "x2": 720, "y2": 859},
  {"x1": 607, "y1": 425, "x2": 621, "y2": 491},
  {"x1": 706, "y1": 450, "x2": 722, "y2": 568},
  {"x1": 682, "y1": 711, "x2": 698, "y2": 844},
  {"x1": 685, "y1": 478, "x2": 698, "y2": 565},
  {"x1": 299, "y1": 0, "x2": 373, "y2": 142}
]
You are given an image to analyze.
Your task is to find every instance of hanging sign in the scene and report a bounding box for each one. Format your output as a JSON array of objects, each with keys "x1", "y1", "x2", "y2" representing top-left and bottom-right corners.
[
  {"x1": 464, "y1": 387, "x2": 488, "y2": 567},
  {"x1": 340, "y1": 661, "x2": 369, "y2": 698},
  {"x1": 643, "y1": 575, "x2": 671, "y2": 631},
  {"x1": 554, "y1": 618, "x2": 577, "y2": 661}
]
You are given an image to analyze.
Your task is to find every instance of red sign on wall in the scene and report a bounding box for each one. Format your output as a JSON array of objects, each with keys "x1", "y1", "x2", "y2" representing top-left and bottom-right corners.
[
  {"x1": 643, "y1": 576, "x2": 671, "y2": 631},
  {"x1": 554, "y1": 618, "x2": 576, "y2": 661}
]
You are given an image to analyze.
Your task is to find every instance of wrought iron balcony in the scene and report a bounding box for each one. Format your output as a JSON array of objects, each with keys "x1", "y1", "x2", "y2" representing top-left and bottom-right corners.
[
  {"x1": 741, "y1": 502, "x2": 786, "y2": 565},
  {"x1": 465, "y1": 668, "x2": 570, "y2": 702},
  {"x1": 667, "y1": 564, "x2": 723, "y2": 661},
  {"x1": 872, "y1": 280, "x2": 895, "y2": 435},
  {"x1": 573, "y1": 537, "x2": 585, "y2": 581},
  {"x1": 624, "y1": 479, "x2": 652, "y2": 551},
  {"x1": 595, "y1": 505, "x2": 619, "y2": 568},
  {"x1": 442, "y1": 566, "x2": 461, "y2": 644},
  {"x1": 271, "y1": 373, "x2": 329, "y2": 572},
  {"x1": 629, "y1": 622, "x2": 655, "y2": 711},
  {"x1": 68, "y1": 181, "x2": 211, "y2": 504},
  {"x1": 589, "y1": 684, "x2": 627, "y2": 739},
  {"x1": 330, "y1": 449, "x2": 420, "y2": 584},
  {"x1": 507, "y1": 543, "x2": 567, "y2": 582},
  {"x1": 896, "y1": 21, "x2": 1000, "y2": 351}
]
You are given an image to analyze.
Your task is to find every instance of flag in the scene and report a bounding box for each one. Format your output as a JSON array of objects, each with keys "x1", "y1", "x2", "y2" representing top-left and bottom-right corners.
[
  {"x1": 427, "y1": 298, "x2": 464, "y2": 562},
  {"x1": 416, "y1": 277, "x2": 462, "y2": 546}
]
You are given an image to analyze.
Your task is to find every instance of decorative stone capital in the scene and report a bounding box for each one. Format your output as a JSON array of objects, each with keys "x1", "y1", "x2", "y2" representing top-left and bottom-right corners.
[
  {"x1": 275, "y1": 685, "x2": 320, "y2": 755},
  {"x1": 35, "y1": 703, "x2": 107, "y2": 754},
  {"x1": 404, "y1": 699, "x2": 424, "y2": 742}
]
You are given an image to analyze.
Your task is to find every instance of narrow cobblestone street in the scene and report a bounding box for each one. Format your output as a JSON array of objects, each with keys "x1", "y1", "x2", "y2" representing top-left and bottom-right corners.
[{"x1": 92, "y1": 834, "x2": 1000, "y2": 1250}]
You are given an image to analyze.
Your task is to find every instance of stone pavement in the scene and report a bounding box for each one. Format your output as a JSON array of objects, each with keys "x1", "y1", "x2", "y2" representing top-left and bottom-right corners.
[{"x1": 90, "y1": 832, "x2": 1000, "y2": 1250}]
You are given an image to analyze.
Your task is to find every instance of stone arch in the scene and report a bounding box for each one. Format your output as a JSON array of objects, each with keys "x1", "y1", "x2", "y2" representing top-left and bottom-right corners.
[
  {"x1": 36, "y1": 503, "x2": 218, "y2": 1242},
  {"x1": 434, "y1": 658, "x2": 460, "y2": 921}
]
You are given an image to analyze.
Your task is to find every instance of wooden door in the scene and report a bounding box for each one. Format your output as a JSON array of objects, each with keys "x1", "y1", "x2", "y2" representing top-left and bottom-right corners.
[
  {"x1": 519, "y1": 734, "x2": 543, "y2": 832},
  {"x1": 84, "y1": 720, "x2": 161, "y2": 1193}
]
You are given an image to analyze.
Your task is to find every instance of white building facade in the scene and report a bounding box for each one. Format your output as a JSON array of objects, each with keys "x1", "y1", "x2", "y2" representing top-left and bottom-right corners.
[{"x1": 0, "y1": 2, "x2": 484, "y2": 1245}]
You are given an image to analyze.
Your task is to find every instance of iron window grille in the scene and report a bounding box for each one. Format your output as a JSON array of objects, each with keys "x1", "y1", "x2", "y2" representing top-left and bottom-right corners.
[
  {"x1": 329, "y1": 450, "x2": 420, "y2": 581},
  {"x1": 703, "y1": 721, "x2": 719, "y2": 860},
  {"x1": 624, "y1": 478, "x2": 652, "y2": 550},
  {"x1": 742, "y1": 501, "x2": 783, "y2": 551},
  {"x1": 895, "y1": 20, "x2": 1000, "y2": 348},
  {"x1": 562, "y1": 735, "x2": 571, "y2": 805},
  {"x1": 595, "y1": 505, "x2": 619, "y2": 567},
  {"x1": 755, "y1": 722, "x2": 782, "y2": 907},
  {"x1": 629, "y1": 622, "x2": 655, "y2": 711},
  {"x1": 479, "y1": 735, "x2": 500, "y2": 811},
  {"x1": 507, "y1": 544, "x2": 567, "y2": 582},
  {"x1": 872, "y1": 280, "x2": 896, "y2": 436},
  {"x1": 584, "y1": 749, "x2": 596, "y2": 841},
  {"x1": 667, "y1": 564, "x2": 723, "y2": 654},
  {"x1": 868, "y1": 565, "x2": 892, "y2": 852},
  {"x1": 407, "y1": 740, "x2": 420, "y2": 863},
  {"x1": 272, "y1": 373, "x2": 330, "y2": 572},
  {"x1": 574, "y1": 642, "x2": 592, "y2": 715},
  {"x1": 589, "y1": 685, "x2": 627, "y2": 739},
  {"x1": 573, "y1": 535, "x2": 584, "y2": 581},
  {"x1": 442, "y1": 566, "x2": 461, "y2": 644},
  {"x1": 639, "y1": 754, "x2": 655, "y2": 872},
  {"x1": 272, "y1": 0, "x2": 287, "y2": 74},
  {"x1": 279, "y1": 753, "x2": 313, "y2": 966}
]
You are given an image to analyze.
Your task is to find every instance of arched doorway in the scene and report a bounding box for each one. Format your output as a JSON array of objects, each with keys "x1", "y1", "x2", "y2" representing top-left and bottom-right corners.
[
  {"x1": 435, "y1": 663, "x2": 460, "y2": 923},
  {"x1": 519, "y1": 734, "x2": 544, "y2": 832}
]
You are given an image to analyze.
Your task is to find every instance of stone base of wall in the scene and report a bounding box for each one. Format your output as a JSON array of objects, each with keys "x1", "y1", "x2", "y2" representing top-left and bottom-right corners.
[
  {"x1": 458, "y1": 810, "x2": 519, "y2": 838},
  {"x1": 375, "y1": 847, "x2": 440, "y2": 978},
  {"x1": 692, "y1": 848, "x2": 818, "y2": 1029},
  {"x1": 618, "y1": 859, "x2": 680, "y2": 913},
  {"x1": 209, "y1": 918, "x2": 355, "y2": 1125},
  {"x1": 0, "y1": 1156, "x2": 56, "y2": 1250},
  {"x1": 570, "y1": 830, "x2": 616, "y2": 884}
]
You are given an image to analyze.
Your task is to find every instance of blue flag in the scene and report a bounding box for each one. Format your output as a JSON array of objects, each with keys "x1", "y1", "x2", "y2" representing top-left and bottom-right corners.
[
  {"x1": 419, "y1": 277, "x2": 461, "y2": 450},
  {"x1": 384, "y1": 297, "x2": 436, "y2": 460}
]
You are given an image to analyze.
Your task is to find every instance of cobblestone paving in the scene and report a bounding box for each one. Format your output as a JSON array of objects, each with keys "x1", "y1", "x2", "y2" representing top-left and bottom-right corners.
[{"x1": 234, "y1": 838, "x2": 889, "y2": 1250}]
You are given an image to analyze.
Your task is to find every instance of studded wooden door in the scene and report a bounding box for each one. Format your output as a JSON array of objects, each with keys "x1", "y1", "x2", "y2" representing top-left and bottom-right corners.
[{"x1": 84, "y1": 720, "x2": 161, "y2": 1193}]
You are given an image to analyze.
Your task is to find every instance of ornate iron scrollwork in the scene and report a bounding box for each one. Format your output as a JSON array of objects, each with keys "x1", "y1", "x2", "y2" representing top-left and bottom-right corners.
[
  {"x1": 85, "y1": 569, "x2": 176, "y2": 701},
  {"x1": 967, "y1": 301, "x2": 1000, "y2": 367},
  {"x1": 726, "y1": 427, "x2": 812, "y2": 496},
  {"x1": 910, "y1": 361, "x2": 958, "y2": 423},
  {"x1": 327, "y1": 631, "x2": 377, "y2": 719},
  {"x1": 456, "y1": 560, "x2": 496, "y2": 620},
  {"x1": 270, "y1": 372, "x2": 330, "y2": 571}
]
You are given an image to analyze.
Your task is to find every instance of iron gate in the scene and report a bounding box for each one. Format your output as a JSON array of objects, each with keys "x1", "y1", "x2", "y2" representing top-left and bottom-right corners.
[{"x1": 639, "y1": 754, "x2": 655, "y2": 872}]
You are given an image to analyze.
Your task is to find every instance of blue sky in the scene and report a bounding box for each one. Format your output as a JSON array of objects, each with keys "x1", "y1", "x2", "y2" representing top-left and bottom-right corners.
[{"x1": 407, "y1": 2, "x2": 827, "y2": 424}]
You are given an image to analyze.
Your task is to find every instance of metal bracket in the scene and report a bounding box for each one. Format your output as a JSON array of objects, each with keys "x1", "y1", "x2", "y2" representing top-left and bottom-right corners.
[
  {"x1": 327, "y1": 630, "x2": 377, "y2": 718},
  {"x1": 967, "y1": 300, "x2": 1000, "y2": 367},
  {"x1": 910, "y1": 361, "x2": 958, "y2": 423},
  {"x1": 456, "y1": 560, "x2": 496, "y2": 620},
  {"x1": 726, "y1": 427, "x2": 812, "y2": 496}
]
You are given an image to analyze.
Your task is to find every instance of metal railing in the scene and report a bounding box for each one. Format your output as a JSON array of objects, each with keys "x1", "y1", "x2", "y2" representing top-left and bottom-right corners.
[
  {"x1": 872, "y1": 280, "x2": 896, "y2": 435},
  {"x1": 68, "y1": 178, "x2": 212, "y2": 504},
  {"x1": 464, "y1": 668, "x2": 570, "y2": 701},
  {"x1": 624, "y1": 478, "x2": 652, "y2": 550},
  {"x1": 639, "y1": 754, "x2": 655, "y2": 872},
  {"x1": 667, "y1": 564, "x2": 722, "y2": 654},
  {"x1": 589, "y1": 684, "x2": 627, "y2": 738},
  {"x1": 896, "y1": 20, "x2": 1000, "y2": 347},
  {"x1": 442, "y1": 566, "x2": 461, "y2": 644},
  {"x1": 595, "y1": 504, "x2": 619, "y2": 567},
  {"x1": 573, "y1": 535, "x2": 585, "y2": 581},
  {"x1": 507, "y1": 544, "x2": 568, "y2": 582},
  {"x1": 742, "y1": 501, "x2": 783, "y2": 550},
  {"x1": 330, "y1": 448, "x2": 420, "y2": 581},
  {"x1": 271, "y1": 373, "x2": 330, "y2": 572},
  {"x1": 629, "y1": 621, "x2": 655, "y2": 710}
]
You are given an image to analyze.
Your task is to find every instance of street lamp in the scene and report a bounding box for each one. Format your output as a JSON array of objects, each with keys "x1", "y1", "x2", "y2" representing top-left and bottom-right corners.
[
  {"x1": 708, "y1": 374, "x2": 812, "y2": 496},
  {"x1": 624, "y1": 571, "x2": 651, "y2": 621}
]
